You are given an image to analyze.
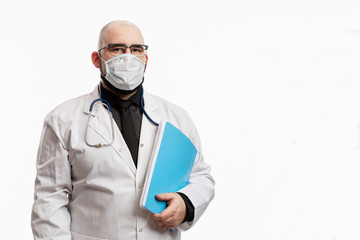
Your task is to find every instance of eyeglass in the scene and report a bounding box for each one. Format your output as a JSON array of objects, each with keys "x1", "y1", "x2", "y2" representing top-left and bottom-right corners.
[{"x1": 98, "y1": 43, "x2": 148, "y2": 57}]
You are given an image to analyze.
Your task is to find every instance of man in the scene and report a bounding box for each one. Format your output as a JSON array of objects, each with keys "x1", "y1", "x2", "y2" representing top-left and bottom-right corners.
[{"x1": 31, "y1": 20, "x2": 215, "y2": 240}]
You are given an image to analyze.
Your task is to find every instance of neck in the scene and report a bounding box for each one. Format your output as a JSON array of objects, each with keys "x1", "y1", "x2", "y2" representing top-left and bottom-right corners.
[
  {"x1": 101, "y1": 81, "x2": 136, "y2": 100},
  {"x1": 100, "y1": 76, "x2": 140, "y2": 100}
]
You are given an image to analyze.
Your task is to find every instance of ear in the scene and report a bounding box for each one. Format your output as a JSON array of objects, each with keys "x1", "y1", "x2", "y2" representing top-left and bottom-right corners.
[
  {"x1": 91, "y1": 51, "x2": 100, "y2": 68},
  {"x1": 145, "y1": 54, "x2": 149, "y2": 69}
]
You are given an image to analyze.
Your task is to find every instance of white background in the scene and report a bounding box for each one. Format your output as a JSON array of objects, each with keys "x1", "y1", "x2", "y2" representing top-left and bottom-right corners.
[{"x1": 1, "y1": 0, "x2": 360, "y2": 239}]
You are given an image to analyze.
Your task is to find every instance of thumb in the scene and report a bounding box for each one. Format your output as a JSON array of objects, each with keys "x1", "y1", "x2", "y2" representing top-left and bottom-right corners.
[{"x1": 156, "y1": 193, "x2": 174, "y2": 201}]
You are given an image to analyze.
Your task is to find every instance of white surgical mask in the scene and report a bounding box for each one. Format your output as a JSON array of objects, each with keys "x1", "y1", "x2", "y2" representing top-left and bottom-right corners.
[{"x1": 103, "y1": 54, "x2": 145, "y2": 91}]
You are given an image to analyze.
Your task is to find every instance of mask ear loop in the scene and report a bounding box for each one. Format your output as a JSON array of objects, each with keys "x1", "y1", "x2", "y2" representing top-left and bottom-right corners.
[
  {"x1": 98, "y1": 51, "x2": 108, "y2": 79},
  {"x1": 140, "y1": 86, "x2": 159, "y2": 127}
]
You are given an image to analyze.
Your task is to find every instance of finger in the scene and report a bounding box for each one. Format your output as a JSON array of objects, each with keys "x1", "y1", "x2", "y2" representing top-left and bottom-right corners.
[
  {"x1": 152, "y1": 209, "x2": 173, "y2": 224},
  {"x1": 156, "y1": 216, "x2": 176, "y2": 229},
  {"x1": 158, "y1": 202, "x2": 177, "y2": 221},
  {"x1": 152, "y1": 193, "x2": 184, "y2": 229},
  {"x1": 154, "y1": 213, "x2": 181, "y2": 230},
  {"x1": 153, "y1": 206, "x2": 179, "y2": 228},
  {"x1": 153, "y1": 196, "x2": 177, "y2": 221},
  {"x1": 155, "y1": 193, "x2": 175, "y2": 202},
  {"x1": 153, "y1": 207, "x2": 173, "y2": 223}
]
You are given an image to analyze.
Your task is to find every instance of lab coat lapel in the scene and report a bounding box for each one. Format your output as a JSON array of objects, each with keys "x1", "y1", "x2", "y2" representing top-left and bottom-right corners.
[
  {"x1": 84, "y1": 87, "x2": 136, "y2": 175},
  {"x1": 111, "y1": 121, "x2": 137, "y2": 175},
  {"x1": 137, "y1": 91, "x2": 161, "y2": 173}
]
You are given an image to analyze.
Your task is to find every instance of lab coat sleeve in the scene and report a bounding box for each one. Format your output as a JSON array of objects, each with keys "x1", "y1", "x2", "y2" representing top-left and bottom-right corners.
[
  {"x1": 177, "y1": 122, "x2": 215, "y2": 231},
  {"x1": 31, "y1": 113, "x2": 72, "y2": 240}
]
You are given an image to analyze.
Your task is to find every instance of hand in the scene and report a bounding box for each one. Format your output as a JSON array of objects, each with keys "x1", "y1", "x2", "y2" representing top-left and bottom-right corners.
[{"x1": 152, "y1": 193, "x2": 187, "y2": 229}]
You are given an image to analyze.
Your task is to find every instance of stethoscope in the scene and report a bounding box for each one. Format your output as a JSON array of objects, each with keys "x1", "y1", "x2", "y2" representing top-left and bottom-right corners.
[{"x1": 86, "y1": 84, "x2": 159, "y2": 147}]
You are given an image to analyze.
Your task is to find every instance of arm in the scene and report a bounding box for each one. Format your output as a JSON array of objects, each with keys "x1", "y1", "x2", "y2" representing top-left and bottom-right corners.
[
  {"x1": 31, "y1": 116, "x2": 72, "y2": 239},
  {"x1": 177, "y1": 145, "x2": 215, "y2": 231}
]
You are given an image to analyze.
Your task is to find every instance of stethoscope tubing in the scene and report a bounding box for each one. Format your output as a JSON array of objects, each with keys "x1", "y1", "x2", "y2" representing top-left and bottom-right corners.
[
  {"x1": 89, "y1": 84, "x2": 159, "y2": 127},
  {"x1": 89, "y1": 98, "x2": 112, "y2": 113},
  {"x1": 140, "y1": 87, "x2": 159, "y2": 126}
]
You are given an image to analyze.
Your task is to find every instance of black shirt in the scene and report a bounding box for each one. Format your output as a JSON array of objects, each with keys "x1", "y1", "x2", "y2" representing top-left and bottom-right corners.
[{"x1": 100, "y1": 83, "x2": 143, "y2": 167}]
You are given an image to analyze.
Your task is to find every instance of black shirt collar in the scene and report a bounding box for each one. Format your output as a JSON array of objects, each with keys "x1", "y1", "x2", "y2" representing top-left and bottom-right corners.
[{"x1": 100, "y1": 82, "x2": 142, "y2": 107}]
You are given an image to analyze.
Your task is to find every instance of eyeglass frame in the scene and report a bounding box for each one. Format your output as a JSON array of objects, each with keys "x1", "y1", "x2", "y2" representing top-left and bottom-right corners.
[{"x1": 98, "y1": 43, "x2": 149, "y2": 57}]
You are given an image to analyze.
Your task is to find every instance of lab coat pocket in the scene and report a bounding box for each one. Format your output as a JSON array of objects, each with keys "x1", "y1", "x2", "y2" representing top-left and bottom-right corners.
[{"x1": 71, "y1": 231, "x2": 108, "y2": 240}]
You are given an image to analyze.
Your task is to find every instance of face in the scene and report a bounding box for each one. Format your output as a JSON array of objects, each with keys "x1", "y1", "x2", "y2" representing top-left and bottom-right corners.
[{"x1": 91, "y1": 25, "x2": 148, "y2": 75}]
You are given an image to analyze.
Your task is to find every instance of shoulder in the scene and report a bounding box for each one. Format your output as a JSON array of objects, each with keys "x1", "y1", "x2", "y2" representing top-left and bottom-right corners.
[
  {"x1": 42, "y1": 92, "x2": 93, "y2": 148},
  {"x1": 144, "y1": 91, "x2": 199, "y2": 139},
  {"x1": 44, "y1": 92, "x2": 91, "y2": 129},
  {"x1": 52, "y1": 94, "x2": 87, "y2": 114},
  {"x1": 145, "y1": 91, "x2": 191, "y2": 120}
]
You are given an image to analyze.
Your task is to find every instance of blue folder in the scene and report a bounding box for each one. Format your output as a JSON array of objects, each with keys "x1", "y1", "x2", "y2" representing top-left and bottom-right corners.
[{"x1": 141, "y1": 122, "x2": 198, "y2": 214}]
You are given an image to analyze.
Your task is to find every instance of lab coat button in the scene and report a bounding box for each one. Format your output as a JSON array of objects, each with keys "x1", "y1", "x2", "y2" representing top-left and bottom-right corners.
[
  {"x1": 119, "y1": 148, "x2": 122, "y2": 152},
  {"x1": 139, "y1": 228, "x2": 143, "y2": 232},
  {"x1": 138, "y1": 184, "x2": 142, "y2": 188},
  {"x1": 140, "y1": 144, "x2": 144, "y2": 147}
]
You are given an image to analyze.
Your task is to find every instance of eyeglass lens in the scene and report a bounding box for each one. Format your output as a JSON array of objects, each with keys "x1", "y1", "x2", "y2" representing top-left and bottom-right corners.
[{"x1": 108, "y1": 44, "x2": 146, "y2": 57}]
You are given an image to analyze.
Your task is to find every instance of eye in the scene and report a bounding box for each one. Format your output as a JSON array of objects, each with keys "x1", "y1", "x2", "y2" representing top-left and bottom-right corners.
[
  {"x1": 131, "y1": 47, "x2": 144, "y2": 53},
  {"x1": 111, "y1": 47, "x2": 125, "y2": 52},
  {"x1": 108, "y1": 45, "x2": 127, "y2": 56}
]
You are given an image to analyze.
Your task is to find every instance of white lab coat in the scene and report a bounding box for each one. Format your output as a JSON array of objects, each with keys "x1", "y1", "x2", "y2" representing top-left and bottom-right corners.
[{"x1": 31, "y1": 86, "x2": 215, "y2": 240}]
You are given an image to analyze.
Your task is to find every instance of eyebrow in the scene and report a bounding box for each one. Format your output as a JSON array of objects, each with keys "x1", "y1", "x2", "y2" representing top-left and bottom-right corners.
[{"x1": 108, "y1": 43, "x2": 144, "y2": 47}]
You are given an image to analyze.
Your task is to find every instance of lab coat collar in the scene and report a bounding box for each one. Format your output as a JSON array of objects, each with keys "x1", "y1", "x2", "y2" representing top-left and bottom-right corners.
[
  {"x1": 83, "y1": 85, "x2": 160, "y2": 115},
  {"x1": 84, "y1": 86, "x2": 100, "y2": 115}
]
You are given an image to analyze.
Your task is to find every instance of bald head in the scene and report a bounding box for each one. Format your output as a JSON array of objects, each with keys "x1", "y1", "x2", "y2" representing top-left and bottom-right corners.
[{"x1": 97, "y1": 20, "x2": 144, "y2": 49}]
